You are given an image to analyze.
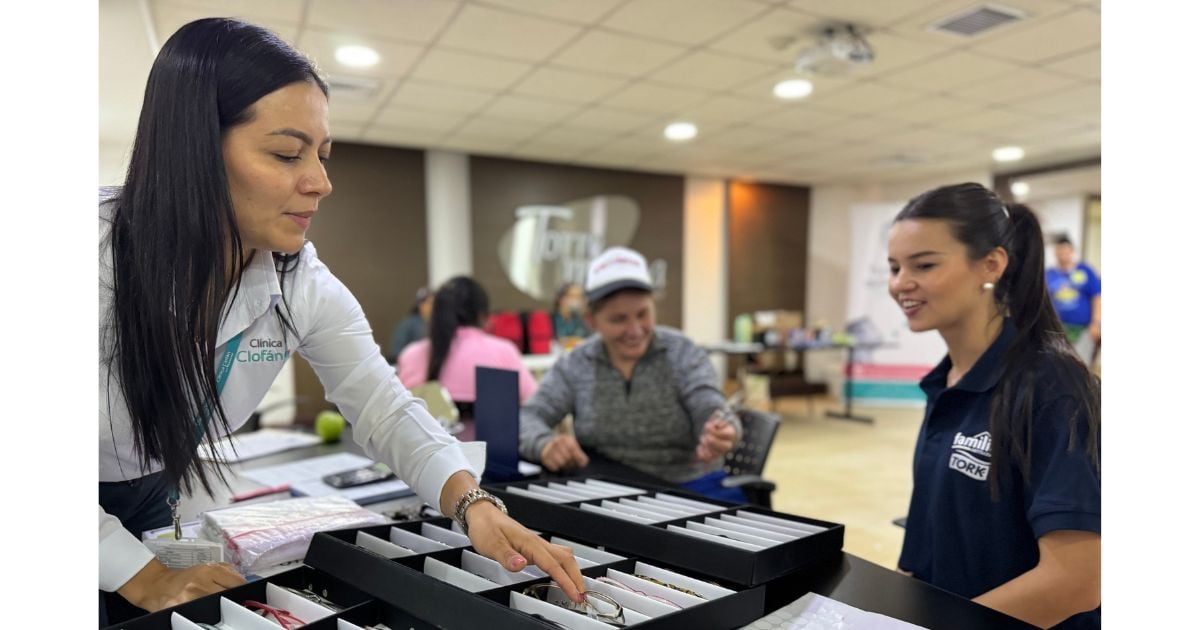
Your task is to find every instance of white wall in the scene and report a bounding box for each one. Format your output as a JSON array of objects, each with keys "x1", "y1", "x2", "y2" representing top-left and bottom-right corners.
[
  {"x1": 1032, "y1": 195, "x2": 1086, "y2": 269},
  {"x1": 805, "y1": 170, "x2": 993, "y2": 400},
  {"x1": 424, "y1": 150, "x2": 473, "y2": 287},
  {"x1": 683, "y1": 177, "x2": 728, "y2": 381},
  {"x1": 99, "y1": 140, "x2": 132, "y2": 187}
]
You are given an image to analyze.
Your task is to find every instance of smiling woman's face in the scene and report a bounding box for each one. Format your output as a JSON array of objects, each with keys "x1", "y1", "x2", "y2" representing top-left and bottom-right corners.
[{"x1": 222, "y1": 80, "x2": 332, "y2": 256}]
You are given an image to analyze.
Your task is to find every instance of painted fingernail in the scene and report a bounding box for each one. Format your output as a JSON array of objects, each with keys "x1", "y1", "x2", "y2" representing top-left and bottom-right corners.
[{"x1": 508, "y1": 555, "x2": 526, "y2": 570}]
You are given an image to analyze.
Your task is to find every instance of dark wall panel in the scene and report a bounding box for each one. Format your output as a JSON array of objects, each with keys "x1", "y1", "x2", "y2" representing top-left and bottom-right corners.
[
  {"x1": 292, "y1": 142, "x2": 427, "y2": 420},
  {"x1": 470, "y1": 156, "x2": 685, "y2": 327},
  {"x1": 727, "y1": 180, "x2": 810, "y2": 334}
]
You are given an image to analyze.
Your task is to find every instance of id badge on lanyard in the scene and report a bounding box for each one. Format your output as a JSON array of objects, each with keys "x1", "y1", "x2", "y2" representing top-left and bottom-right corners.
[{"x1": 154, "y1": 333, "x2": 244, "y2": 568}]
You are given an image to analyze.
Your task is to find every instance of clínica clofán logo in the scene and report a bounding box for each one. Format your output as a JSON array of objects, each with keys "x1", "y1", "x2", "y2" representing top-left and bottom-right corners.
[
  {"x1": 948, "y1": 431, "x2": 991, "y2": 481},
  {"x1": 238, "y1": 337, "x2": 287, "y2": 363}
]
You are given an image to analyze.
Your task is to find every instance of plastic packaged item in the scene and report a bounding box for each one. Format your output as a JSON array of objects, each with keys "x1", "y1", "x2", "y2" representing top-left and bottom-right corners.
[{"x1": 201, "y1": 495, "x2": 388, "y2": 574}]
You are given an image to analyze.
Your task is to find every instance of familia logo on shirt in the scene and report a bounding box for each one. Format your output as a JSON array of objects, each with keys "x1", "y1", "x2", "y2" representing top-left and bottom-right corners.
[
  {"x1": 237, "y1": 337, "x2": 288, "y2": 363},
  {"x1": 948, "y1": 431, "x2": 991, "y2": 481}
]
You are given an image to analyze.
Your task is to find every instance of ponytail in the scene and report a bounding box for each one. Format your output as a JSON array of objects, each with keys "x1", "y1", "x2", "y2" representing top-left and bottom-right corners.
[
  {"x1": 895, "y1": 185, "x2": 1100, "y2": 498},
  {"x1": 427, "y1": 276, "x2": 490, "y2": 382}
]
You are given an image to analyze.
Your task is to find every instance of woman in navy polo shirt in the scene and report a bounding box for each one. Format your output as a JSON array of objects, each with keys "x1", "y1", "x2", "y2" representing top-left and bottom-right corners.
[{"x1": 887, "y1": 183, "x2": 1100, "y2": 629}]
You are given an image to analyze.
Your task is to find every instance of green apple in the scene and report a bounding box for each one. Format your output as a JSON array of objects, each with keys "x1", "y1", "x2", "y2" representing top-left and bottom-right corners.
[{"x1": 315, "y1": 410, "x2": 346, "y2": 443}]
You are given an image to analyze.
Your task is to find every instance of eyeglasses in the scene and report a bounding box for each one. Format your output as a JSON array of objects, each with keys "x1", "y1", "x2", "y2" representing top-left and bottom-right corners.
[
  {"x1": 634, "y1": 574, "x2": 706, "y2": 600},
  {"x1": 593, "y1": 576, "x2": 683, "y2": 609},
  {"x1": 243, "y1": 600, "x2": 306, "y2": 629},
  {"x1": 283, "y1": 585, "x2": 344, "y2": 611},
  {"x1": 522, "y1": 583, "x2": 625, "y2": 627}
]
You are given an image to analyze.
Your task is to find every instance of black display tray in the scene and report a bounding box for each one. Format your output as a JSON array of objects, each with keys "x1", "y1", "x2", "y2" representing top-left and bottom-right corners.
[
  {"x1": 484, "y1": 476, "x2": 845, "y2": 586},
  {"x1": 306, "y1": 517, "x2": 767, "y2": 629},
  {"x1": 100, "y1": 564, "x2": 419, "y2": 630}
]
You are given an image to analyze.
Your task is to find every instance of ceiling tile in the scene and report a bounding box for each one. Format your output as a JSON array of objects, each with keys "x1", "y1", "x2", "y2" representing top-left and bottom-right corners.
[
  {"x1": 438, "y1": 4, "x2": 584, "y2": 62},
  {"x1": 1006, "y1": 83, "x2": 1099, "y2": 117},
  {"x1": 934, "y1": 107, "x2": 1043, "y2": 137},
  {"x1": 650, "y1": 51, "x2": 781, "y2": 92},
  {"x1": 153, "y1": 3, "x2": 300, "y2": 44},
  {"x1": 386, "y1": 80, "x2": 496, "y2": 115},
  {"x1": 509, "y1": 145, "x2": 589, "y2": 164},
  {"x1": 874, "y1": 126, "x2": 988, "y2": 155},
  {"x1": 329, "y1": 119, "x2": 366, "y2": 142},
  {"x1": 602, "y1": 0, "x2": 770, "y2": 46},
  {"x1": 473, "y1": 0, "x2": 627, "y2": 25},
  {"x1": 372, "y1": 107, "x2": 467, "y2": 134},
  {"x1": 521, "y1": 125, "x2": 620, "y2": 150},
  {"x1": 363, "y1": 123, "x2": 449, "y2": 149},
  {"x1": 511, "y1": 67, "x2": 629, "y2": 105},
  {"x1": 480, "y1": 95, "x2": 583, "y2": 125},
  {"x1": 296, "y1": 30, "x2": 425, "y2": 79},
  {"x1": 788, "y1": 0, "x2": 949, "y2": 27},
  {"x1": 1043, "y1": 46, "x2": 1100, "y2": 81},
  {"x1": 852, "y1": 32, "x2": 948, "y2": 78},
  {"x1": 305, "y1": 0, "x2": 458, "y2": 45},
  {"x1": 876, "y1": 95, "x2": 981, "y2": 125},
  {"x1": 563, "y1": 107, "x2": 659, "y2": 133},
  {"x1": 956, "y1": 68, "x2": 1088, "y2": 106},
  {"x1": 437, "y1": 134, "x2": 522, "y2": 155},
  {"x1": 453, "y1": 116, "x2": 545, "y2": 143},
  {"x1": 600, "y1": 82, "x2": 711, "y2": 115},
  {"x1": 876, "y1": 52, "x2": 1020, "y2": 93},
  {"x1": 677, "y1": 96, "x2": 783, "y2": 129},
  {"x1": 699, "y1": 125, "x2": 790, "y2": 149},
  {"x1": 755, "y1": 105, "x2": 853, "y2": 133},
  {"x1": 408, "y1": 49, "x2": 534, "y2": 91},
  {"x1": 156, "y1": 0, "x2": 305, "y2": 24},
  {"x1": 326, "y1": 78, "x2": 397, "y2": 123},
  {"x1": 552, "y1": 29, "x2": 689, "y2": 77},
  {"x1": 805, "y1": 81, "x2": 926, "y2": 115},
  {"x1": 814, "y1": 115, "x2": 918, "y2": 142},
  {"x1": 969, "y1": 7, "x2": 1100, "y2": 64},
  {"x1": 708, "y1": 7, "x2": 828, "y2": 63},
  {"x1": 728, "y1": 71, "x2": 855, "y2": 102}
]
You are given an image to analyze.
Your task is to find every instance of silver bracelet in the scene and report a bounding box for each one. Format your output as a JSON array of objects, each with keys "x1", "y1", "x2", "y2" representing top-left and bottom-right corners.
[{"x1": 452, "y1": 488, "x2": 507, "y2": 534}]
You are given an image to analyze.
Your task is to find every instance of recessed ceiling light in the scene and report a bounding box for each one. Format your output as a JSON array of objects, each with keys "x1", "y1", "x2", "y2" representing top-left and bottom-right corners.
[
  {"x1": 992, "y1": 146, "x2": 1025, "y2": 162},
  {"x1": 1010, "y1": 181, "x2": 1030, "y2": 197},
  {"x1": 773, "y1": 78, "x2": 814, "y2": 100},
  {"x1": 335, "y1": 45, "x2": 380, "y2": 68},
  {"x1": 664, "y1": 122, "x2": 698, "y2": 142}
]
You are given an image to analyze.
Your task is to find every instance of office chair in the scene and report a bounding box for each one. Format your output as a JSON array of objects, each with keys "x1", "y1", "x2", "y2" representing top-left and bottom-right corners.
[{"x1": 721, "y1": 407, "x2": 781, "y2": 508}]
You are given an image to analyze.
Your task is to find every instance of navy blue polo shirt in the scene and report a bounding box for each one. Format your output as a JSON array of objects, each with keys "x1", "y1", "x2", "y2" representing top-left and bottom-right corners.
[{"x1": 898, "y1": 320, "x2": 1100, "y2": 629}]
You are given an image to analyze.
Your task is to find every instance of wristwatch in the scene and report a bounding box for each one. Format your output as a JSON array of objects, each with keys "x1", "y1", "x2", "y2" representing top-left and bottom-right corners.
[{"x1": 453, "y1": 488, "x2": 507, "y2": 534}]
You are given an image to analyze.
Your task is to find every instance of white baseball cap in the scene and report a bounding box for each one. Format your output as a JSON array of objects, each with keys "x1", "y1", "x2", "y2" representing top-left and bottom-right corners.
[{"x1": 585, "y1": 247, "x2": 653, "y2": 303}]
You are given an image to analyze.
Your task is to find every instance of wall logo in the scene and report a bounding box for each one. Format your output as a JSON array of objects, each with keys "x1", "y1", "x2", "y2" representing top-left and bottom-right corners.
[
  {"x1": 948, "y1": 430, "x2": 991, "y2": 481},
  {"x1": 238, "y1": 337, "x2": 288, "y2": 363},
  {"x1": 496, "y1": 195, "x2": 667, "y2": 301}
]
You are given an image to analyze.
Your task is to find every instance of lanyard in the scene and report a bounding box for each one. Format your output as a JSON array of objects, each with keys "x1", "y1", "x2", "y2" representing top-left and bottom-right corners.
[{"x1": 168, "y1": 331, "x2": 244, "y2": 539}]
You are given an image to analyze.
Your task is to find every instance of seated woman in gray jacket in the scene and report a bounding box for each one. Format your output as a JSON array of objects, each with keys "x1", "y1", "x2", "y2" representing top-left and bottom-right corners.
[{"x1": 518, "y1": 247, "x2": 744, "y2": 501}]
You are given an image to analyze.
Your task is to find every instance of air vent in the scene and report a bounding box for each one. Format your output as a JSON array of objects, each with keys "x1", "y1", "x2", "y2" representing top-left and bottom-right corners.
[
  {"x1": 929, "y1": 4, "x2": 1025, "y2": 37},
  {"x1": 325, "y1": 74, "x2": 382, "y2": 102},
  {"x1": 875, "y1": 153, "x2": 930, "y2": 168}
]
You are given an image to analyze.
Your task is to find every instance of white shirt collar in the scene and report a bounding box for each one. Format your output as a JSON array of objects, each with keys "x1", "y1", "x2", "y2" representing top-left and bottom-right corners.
[{"x1": 216, "y1": 249, "x2": 283, "y2": 347}]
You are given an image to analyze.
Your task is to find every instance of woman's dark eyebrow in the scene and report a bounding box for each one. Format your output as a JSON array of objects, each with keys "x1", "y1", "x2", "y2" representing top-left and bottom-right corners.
[{"x1": 267, "y1": 128, "x2": 333, "y2": 146}]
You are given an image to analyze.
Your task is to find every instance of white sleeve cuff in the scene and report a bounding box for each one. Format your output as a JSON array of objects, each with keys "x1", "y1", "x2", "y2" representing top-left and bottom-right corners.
[
  {"x1": 411, "y1": 443, "x2": 477, "y2": 511},
  {"x1": 99, "y1": 506, "x2": 155, "y2": 592}
]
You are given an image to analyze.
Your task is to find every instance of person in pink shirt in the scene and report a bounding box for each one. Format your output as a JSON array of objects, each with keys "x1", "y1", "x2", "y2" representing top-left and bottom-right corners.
[{"x1": 398, "y1": 276, "x2": 538, "y2": 404}]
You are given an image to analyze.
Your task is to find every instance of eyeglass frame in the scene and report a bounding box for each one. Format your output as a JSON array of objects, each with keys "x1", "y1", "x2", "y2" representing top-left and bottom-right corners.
[
  {"x1": 521, "y1": 583, "x2": 626, "y2": 626},
  {"x1": 593, "y1": 576, "x2": 684, "y2": 609},
  {"x1": 633, "y1": 573, "x2": 707, "y2": 600}
]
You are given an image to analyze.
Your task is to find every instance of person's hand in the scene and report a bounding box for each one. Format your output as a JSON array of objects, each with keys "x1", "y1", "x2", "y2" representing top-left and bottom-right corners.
[
  {"x1": 539, "y1": 435, "x2": 589, "y2": 471},
  {"x1": 117, "y1": 558, "x2": 245, "y2": 612},
  {"x1": 1088, "y1": 321, "x2": 1101, "y2": 342},
  {"x1": 464, "y1": 501, "x2": 586, "y2": 603},
  {"x1": 694, "y1": 412, "x2": 737, "y2": 463}
]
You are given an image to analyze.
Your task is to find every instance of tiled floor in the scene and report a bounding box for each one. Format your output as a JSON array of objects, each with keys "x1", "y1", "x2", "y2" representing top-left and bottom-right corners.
[{"x1": 759, "y1": 395, "x2": 925, "y2": 569}]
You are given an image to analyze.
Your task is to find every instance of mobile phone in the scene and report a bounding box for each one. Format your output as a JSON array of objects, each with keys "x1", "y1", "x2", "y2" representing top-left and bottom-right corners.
[{"x1": 322, "y1": 463, "x2": 395, "y2": 488}]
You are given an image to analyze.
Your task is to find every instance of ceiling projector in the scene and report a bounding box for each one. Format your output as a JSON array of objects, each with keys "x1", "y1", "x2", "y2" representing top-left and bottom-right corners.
[{"x1": 790, "y1": 24, "x2": 875, "y2": 76}]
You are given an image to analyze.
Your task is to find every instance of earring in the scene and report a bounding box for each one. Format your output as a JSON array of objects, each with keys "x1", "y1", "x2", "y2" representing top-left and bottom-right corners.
[{"x1": 982, "y1": 282, "x2": 995, "y2": 291}]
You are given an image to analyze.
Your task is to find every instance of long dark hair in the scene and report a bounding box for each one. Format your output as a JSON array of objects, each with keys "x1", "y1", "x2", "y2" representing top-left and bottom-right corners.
[
  {"x1": 427, "y1": 277, "x2": 490, "y2": 381},
  {"x1": 105, "y1": 18, "x2": 327, "y2": 496},
  {"x1": 895, "y1": 183, "x2": 1100, "y2": 497}
]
